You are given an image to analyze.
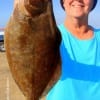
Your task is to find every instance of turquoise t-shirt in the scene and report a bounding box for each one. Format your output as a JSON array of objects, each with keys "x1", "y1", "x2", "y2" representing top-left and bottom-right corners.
[{"x1": 46, "y1": 24, "x2": 100, "y2": 100}]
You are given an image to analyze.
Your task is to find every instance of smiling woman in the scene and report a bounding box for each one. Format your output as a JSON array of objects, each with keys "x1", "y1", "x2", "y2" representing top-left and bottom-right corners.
[{"x1": 46, "y1": 0, "x2": 100, "y2": 100}]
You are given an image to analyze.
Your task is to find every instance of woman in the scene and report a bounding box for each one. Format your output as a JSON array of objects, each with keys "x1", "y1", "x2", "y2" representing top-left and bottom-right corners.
[{"x1": 46, "y1": 0, "x2": 100, "y2": 100}]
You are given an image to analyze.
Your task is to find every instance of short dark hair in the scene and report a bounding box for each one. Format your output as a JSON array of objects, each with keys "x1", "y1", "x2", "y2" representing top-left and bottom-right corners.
[{"x1": 60, "y1": 0, "x2": 97, "y2": 11}]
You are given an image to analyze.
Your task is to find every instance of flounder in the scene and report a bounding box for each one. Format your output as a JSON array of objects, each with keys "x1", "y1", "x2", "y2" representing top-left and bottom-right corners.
[{"x1": 5, "y1": 0, "x2": 61, "y2": 100}]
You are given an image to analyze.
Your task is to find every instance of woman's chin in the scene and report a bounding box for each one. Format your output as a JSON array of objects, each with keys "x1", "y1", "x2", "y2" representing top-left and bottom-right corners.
[{"x1": 71, "y1": 13, "x2": 87, "y2": 19}]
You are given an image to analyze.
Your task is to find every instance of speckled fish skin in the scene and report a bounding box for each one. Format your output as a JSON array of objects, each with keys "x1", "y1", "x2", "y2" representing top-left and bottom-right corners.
[{"x1": 5, "y1": 0, "x2": 61, "y2": 100}]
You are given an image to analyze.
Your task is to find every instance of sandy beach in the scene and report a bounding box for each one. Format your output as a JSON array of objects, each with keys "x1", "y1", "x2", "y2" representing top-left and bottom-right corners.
[{"x1": 0, "y1": 52, "x2": 25, "y2": 100}]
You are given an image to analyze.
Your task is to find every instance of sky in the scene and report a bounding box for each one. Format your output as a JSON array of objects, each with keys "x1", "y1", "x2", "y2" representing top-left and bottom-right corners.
[{"x1": 0, "y1": 0, "x2": 100, "y2": 28}]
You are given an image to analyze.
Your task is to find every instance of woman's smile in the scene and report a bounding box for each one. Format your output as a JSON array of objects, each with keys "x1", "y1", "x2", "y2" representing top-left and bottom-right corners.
[
  {"x1": 72, "y1": 2, "x2": 84, "y2": 8},
  {"x1": 63, "y1": 0, "x2": 94, "y2": 18}
]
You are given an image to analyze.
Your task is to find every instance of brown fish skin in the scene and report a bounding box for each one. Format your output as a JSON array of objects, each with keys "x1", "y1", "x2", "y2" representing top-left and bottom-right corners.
[{"x1": 5, "y1": 0, "x2": 61, "y2": 100}]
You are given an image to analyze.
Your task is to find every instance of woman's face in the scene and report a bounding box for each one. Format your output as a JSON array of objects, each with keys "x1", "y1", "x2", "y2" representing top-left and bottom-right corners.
[{"x1": 63, "y1": 0, "x2": 94, "y2": 18}]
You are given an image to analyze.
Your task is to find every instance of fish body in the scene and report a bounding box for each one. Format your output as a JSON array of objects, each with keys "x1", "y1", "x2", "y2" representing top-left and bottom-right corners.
[{"x1": 5, "y1": 0, "x2": 61, "y2": 100}]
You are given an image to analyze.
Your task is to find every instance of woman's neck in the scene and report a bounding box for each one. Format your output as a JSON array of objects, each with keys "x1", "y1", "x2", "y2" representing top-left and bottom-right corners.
[{"x1": 64, "y1": 16, "x2": 93, "y2": 40}]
